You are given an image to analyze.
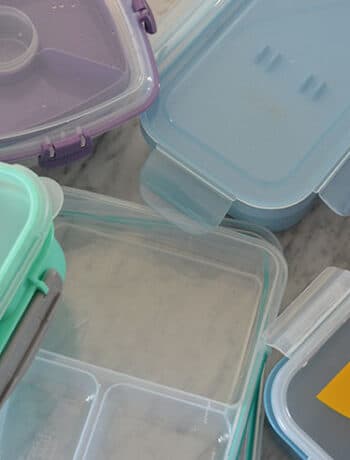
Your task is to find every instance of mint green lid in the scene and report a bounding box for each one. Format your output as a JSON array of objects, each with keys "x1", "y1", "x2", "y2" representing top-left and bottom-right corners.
[{"x1": 0, "y1": 162, "x2": 64, "y2": 318}]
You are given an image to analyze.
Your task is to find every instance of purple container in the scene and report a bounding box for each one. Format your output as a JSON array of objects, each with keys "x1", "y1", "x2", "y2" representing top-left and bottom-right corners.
[{"x1": 0, "y1": 0, "x2": 159, "y2": 167}]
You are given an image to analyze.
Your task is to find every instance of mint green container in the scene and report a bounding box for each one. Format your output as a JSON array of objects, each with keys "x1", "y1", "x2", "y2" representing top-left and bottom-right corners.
[{"x1": 0, "y1": 162, "x2": 66, "y2": 403}]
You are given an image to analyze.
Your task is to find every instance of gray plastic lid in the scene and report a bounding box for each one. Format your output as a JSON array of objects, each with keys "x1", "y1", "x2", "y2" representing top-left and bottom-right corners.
[{"x1": 266, "y1": 267, "x2": 350, "y2": 460}]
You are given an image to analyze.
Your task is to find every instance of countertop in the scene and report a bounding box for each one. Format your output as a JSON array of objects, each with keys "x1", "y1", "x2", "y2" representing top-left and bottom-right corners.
[{"x1": 36, "y1": 1, "x2": 350, "y2": 458}]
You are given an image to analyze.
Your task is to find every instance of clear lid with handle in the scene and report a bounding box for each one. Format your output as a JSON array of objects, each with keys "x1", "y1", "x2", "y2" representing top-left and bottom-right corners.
[{"x1": 0, "y1": 0, "x2": 159, "y2": 166}]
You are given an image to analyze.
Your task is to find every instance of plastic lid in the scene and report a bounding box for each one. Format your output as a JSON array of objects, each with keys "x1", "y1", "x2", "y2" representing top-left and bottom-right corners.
[
  {"x1": 0, "y1": 1, "x2": 158, "y2": 163},
  {"x1": 36, "y1": 188, "x2": 287, "y2": 459},
  {"x1": 149, "y1": 0, "x2": 224, "y2": 68},
  {"x1": 0, "y1": 162, "x2": 63, "y2": 318},
  {"x1": 141, "y1": 0, "x2": 350, "y2": 230},
  {"x1": 266, "y1": 267, "x2": 350, "y2": 460}
]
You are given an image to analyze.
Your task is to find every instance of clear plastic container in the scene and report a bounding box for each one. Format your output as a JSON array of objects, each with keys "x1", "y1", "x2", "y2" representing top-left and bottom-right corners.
[
  {"x1": 0, "y1": 0, "x2": 159, "y2": 167},
  {"x1": 0, "y1": 349, "x2": 264, "y2": 460},
  {"x1": 265, "y1": 267, "x2": 350, "y2": 459},
  {"x1": 0, "y1": 187, "x2": 287, "y2": 459},
  {"x1": 141, "y1": 0, "x2": 350, "y2": 231},
  {"x1": 37, "y1": 188, "x2": 285, "y2": 459}
]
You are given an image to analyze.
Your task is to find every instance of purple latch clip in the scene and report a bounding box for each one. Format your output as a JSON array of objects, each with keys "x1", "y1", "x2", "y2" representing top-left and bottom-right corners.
[
  {"x1": 39, "y1": 133, "x2": 93, "y2": 168},
  {"x1": 132, "y1": 0, "x2": 157, "y2": 34}
]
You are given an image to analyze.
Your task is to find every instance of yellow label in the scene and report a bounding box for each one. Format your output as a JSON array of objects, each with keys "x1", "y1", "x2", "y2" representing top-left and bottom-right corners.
[{"x1": 317, "y1": 362, "x2": 350, "y2": 419}]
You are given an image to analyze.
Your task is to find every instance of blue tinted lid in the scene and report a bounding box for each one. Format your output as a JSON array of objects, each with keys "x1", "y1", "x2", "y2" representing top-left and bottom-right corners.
[
  {"x1": 141, "y1": 0, "x2": 350, "y2": 230},
  {"x1": 149, "y1": 0, "x2": 222, "y2": 69}
]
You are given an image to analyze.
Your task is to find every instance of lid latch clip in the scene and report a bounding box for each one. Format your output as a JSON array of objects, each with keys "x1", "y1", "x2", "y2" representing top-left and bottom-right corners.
[
  {"x1": 132, "y1": 0, "x2": 157, "y2": 34},
  {"x1": 39, "y1": 132, "x2": 93, "y2": 168}
]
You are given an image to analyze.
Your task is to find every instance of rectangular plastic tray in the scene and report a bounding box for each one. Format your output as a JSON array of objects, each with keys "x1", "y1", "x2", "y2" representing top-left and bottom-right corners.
[
  {"x1": 0, "y1": 350, "x2": 265, "y2": 459},
  {"x1": 0, "y1": 189, "x2": 287, "y2": 459}
]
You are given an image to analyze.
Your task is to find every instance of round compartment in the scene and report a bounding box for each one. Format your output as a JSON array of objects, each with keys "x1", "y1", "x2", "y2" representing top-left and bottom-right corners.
[{"x1": 0, "y1": 6, "x2": 38, "y2": 76}]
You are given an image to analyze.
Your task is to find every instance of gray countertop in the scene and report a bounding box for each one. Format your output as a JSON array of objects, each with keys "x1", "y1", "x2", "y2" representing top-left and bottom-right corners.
[{"x1": 37, "y1": 118, "x2": 350, "y2": 460}]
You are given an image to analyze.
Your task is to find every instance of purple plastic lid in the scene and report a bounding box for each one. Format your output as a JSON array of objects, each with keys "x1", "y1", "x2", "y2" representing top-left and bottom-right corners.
[{"x1": 0, "y1": 0, "x2": 159, "y2": 166}]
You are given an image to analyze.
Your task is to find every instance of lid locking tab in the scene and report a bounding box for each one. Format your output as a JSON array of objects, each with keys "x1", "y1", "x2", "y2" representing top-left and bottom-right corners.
[
  {"x1": 132, "y1": 0, "x2": 157, "y2": 35},
  {"x1": 39, "y1": 132, "x2": 93, "y2": 168}
]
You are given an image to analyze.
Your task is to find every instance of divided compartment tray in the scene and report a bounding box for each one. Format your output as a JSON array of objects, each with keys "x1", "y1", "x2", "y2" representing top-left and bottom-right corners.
[
  {"x1": 0, "y1": 354, "x2": 99, "y2": 459},
  {"x1": 0, "y1": 351, "x2": 234, "y2": 460}
]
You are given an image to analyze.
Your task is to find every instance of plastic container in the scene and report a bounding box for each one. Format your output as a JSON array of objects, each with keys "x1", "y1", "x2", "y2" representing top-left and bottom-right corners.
[
  {"x1": 140, "y1": 0, "x2": 350, "y2": 232},
  {"x1": 0, "y1": 350, "x2": 264, "y2": 460},
  {"x1": 0, "y1": 187, "x2": 287, "y2": 459},
  {"x1": 0, "y1": 162, "x2": 66, "y2": 408},
  {"x1": 264, "y1": 267, "x2": 350, "y2": 459},
  {"x1": 148, "y1": 0, "x2": 222, "y2": 68},
  {"x1": 0, "y1": 0, "x2": 159, "y2": 167}
]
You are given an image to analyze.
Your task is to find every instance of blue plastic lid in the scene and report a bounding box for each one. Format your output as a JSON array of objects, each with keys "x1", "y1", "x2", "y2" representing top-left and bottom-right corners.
[
  {"x1": 141, "y1": 0, "x2": 350, "y2": 231},
  {"x1": 149, "y1": 0, "x2": 223, "y2": 69}
]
